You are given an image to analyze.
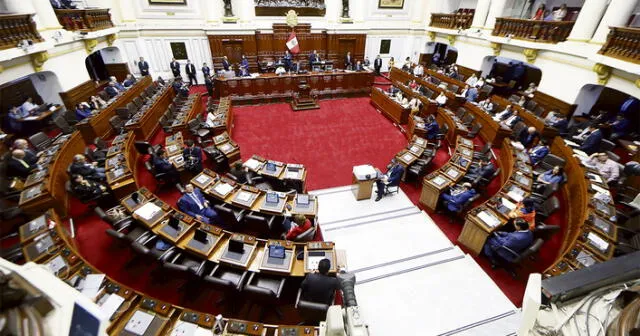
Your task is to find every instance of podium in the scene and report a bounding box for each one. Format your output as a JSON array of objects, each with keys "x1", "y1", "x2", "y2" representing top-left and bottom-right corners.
[
  {"x1": 351, "y1": 165, "x2": 378, "y2": 201},
  {"x1": 291, "y1": 80, "x2": 320, "y2": 111}
]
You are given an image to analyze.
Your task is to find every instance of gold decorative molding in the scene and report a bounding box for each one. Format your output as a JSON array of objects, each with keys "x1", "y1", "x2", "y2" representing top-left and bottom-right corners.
[
  {"x1": 490, "y1": 42, "x2": 502, "y2": 55},
  {"x1": 0, "y1": 64, "x2": 4, "y2": 73},
  {"x1": 523, "y1": 48, "x2": 538, "y2": 63},
  {"x1": 106, "y1": 33, "x2": 117, "y2": 46},
  {"x1": 30, "y1": 51, "x2": 49, "y2": 72},
  {"x1": 446, "y1": 34, "x2": 456, "y2": 46},
  {"x1": 635, "y1": 78, "x2": 640, "y2": 88},
  {"x1": 84, "y1": 38, "x2": 98, "y2": 53},
  {"x1": 592, "y1": 63, "x2": 612, "y2": 85},
  {"x1": 428, "y1": 31, "x2": 436, "y2": 41}
]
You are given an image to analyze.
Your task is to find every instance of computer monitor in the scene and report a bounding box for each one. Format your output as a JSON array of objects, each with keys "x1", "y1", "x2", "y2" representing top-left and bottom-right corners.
[
  {"x1": 266, "y1": 192, "x2": 278, "y2": 204},
  {"x1": 68, "y1": 299, "x2": 108, "y2": 336},
  {"x1": 194, "y1": 229, "x2": 208, "y2": 243},
  {"x1": 228, "y1": 238, "x2": 245, "y2": 253},
  {"x1": 268, "y1": 245, "x2": 285, "y2": 259},
  {"x1": 296, "y1": 194, "x2": 310, "y2": 206},
  {"x1": 131, "y1": 192, "x2": 140, "y2": 204},
  {"x1": 265, "y1": 162, "x2": 276, "y2": 172},
  {"x1": 168, "y1": 217, "x2": 180, "y2": 230}
]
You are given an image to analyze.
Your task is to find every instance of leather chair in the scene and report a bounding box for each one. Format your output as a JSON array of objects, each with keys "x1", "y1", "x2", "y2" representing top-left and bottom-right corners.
[
  {"x1": 53, "y1": 116, "x2": 74, "y2": 134},
  {"x1": 455, "y1": 107, "x2": 467, "y2": 119},
  {"x1": 533, "y1": 154, "x2": 566, "y2": 176},
  {"x1": 116, "y1": 108, "x2": 131, "y2": 120},
  {"x1": 66, "y1": 180, "x2": 102, "y2": 207},
  {"x1": 511, "y1": 121, "x2": 528, "y2": 139},
  {"x1": 213, "y1": 204, "x2": 246, "y2": 229},
  {"x1": 0, "y1": 199, "x2": 29, "y2": 240},
  {"x1": 461, "y1": 114, "x2": 475, "y2": 127},
  {"x1": 98, "y1": 91, "x2": 110, "y2": 102},
  {"x1": 464, "y1": 167, "x2": 500, "y2": 189},
  {"x1": 144, "y1": 160, "x2": 178, "y2": 192},
  {"x1": 105, "y1": 222, "x2": 148, "y2": 245},
  {"x1": 529, "y1": 183, "x2": 559, "y2": 205},
  {"x1": 606, "y1": 151, "x2": 620, "y2": 162},
  {"x1": 533, "y1": 223, "x2": 561, "y2": 242},
  {"x1": 472, "y1": 142, "x2": 492, "y2": 162},
  {"x1": 524, "y1": 100, "x2": 537, "y2": 112},
  {"x1": 449, "y1": 193, "x2": 481, "y2": 221},
  {"x1": 94, "y1": 137, "x2": 108, "y2": 151},
  {"x1": 130, "y1": 233, "x2": 175, "y2": 264},
  {"x1": 94, "y1": 206, "x2": 134, "y2": 229},
  {"x1": 535, "y1": 196, "x2": 560, "y2": 222},
  {"x1": 495, "y1": 238, "x2": 544, "y2": 278},
  {"x1": 405, "y1": 158, "x2": 431, "y2": 186},
  {"x1": 467, "y1": 122, "x2": 482, "y2": 138},
  {"x1": 293, "y1": 224, "x2": 317, "y2": 242},
  {"x1": 533, "y1": 106, "x2": 545, "y2": 117},
  {"x1": 109, "y1": 115, "x2": 125, "y2": 134},
  {"x1": 600, "y1": 139, "x2": 615, "y2": 153},
  {"x1": 243, "y1": 273, "x2": 286, "y2": 320},
  {"x1": 244, "y1": 213, "x2": 275, "y2": 238},
  {"x1": 296, "y1": 288, "x2": 334, "y2": 324},
  {"x1": 203, "y1": 263, "x2": 248, "y2": 311},
  {"x1": 63, "y1": 109, "x2": 78, "y2": 125},
  {"x1": 134, "y1": 141, "x2": 155, "y2": 155},
  {"x1": 85, "y1": 147, "x2": 106, "y2": 167},
  {"x1": 28, "y1": 132, "x2": 52, "y2": 151},
  {"x1": 133, "y1": 97, "x2": 145, "y2": 109}
]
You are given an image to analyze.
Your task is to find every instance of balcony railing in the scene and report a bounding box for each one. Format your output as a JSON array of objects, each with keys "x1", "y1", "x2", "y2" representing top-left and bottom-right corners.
[
  {"x1": 0, "y1": 14, "x2": 44, "y2": 50},
  {"x1": 430, "y1": 11, "x2": 474, "y2": 30},
  {"x1": 598, "y1": 26, "x2": 640, "y2": 64},
  {"x1": 54, "y1": 8, "x2": 114, "y2": 32},
  {"x1": 493, "y1": 18, "x2": 575, "y2": 43}
]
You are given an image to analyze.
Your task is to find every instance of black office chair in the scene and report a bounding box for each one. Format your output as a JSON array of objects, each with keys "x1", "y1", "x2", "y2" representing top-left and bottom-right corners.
[
  {"x1": 296, "y1": 288, "x2": 334, "y2": 325},
  {"x1": 461, "y1": 114, "x2": 475, "y2": 127},
  {"x1": 0, "y1": 199, "x2": 29, "y2": 241},
  {"x1": 144, "y1": 160, "x2": 177, "y2": 193},
  {"x1": 66, "y1": 180, "x2": 104, "y2": 209},
  {"x1": 202, "y1": 263, "x2": 248, "y2": 312},
  {"x1": 53, "y1": 116, "x2": 74, "y2": 134},
  {"x1": 533, "y1": 154, "x2": 566, "y2": 176},
  {"x1": 524, "y1": 100, "x2": 537, "y2": 112},
  {"x1": 84, "y1": 147, "x2": 106, "y2": 167},
  {"x1": 109, "y1": 115, "x2": 126, "y2": 134},
  {"x1": 405, "y1": 159, "x2": 431, "y2": 186},
  {"x1": 28, "y1": 132, "x2": 52, "y2": 151},
  {"x1": 105, "y1": 222, "x2": 148, "y2": 246},
  {"x1": 455, "y1": 107, "x2": 467, "y2": 119},
  {"x1": 449, "y1": 193, "x2": 481, "y2": 222},
  {"x1": 472, "y1": 142, "x2": 493, "y2": 162},
  {"x1": 243, "y1": 273, "x2": 286, "y2": 320},
  {"x1": 530, "y1": 183, "x2": 559, "y2": 205},
  {"x1": 134, "y1": 141, "x2": 156, "y2": 155},
  {"x1": 494, "y1": 238, "x2": 544, "y2": 278},
  {"x1": 160, "y1": 250, "x2": 206, "y2": 295},
  {"x1": 533, "y1": 223, "x2": 561, "y2": 242},
  {"x1": 511, "y1": 121, "x2": 528, "y2": 140},
  {"x1": 600, "y1": 139, "x2": 615, "y2": 153},
  {"x1": 606, "y1": 151, "x2": 620, "y2": 162},
  {"x1": 213, "y1": 204, "x2": 246, "y2": 229},
  {"x1": 63, "y1": 108, "x2": 78, "y2": 125},
  {"x1": 94, "y1": 206, "x2": 134, "y2": 229},
  {"x1": 467, "y1": 122, "x2": 482, "y2": 138},
  {"x1": 244, "y1": 213, "x2": 275, "y2": 238},
  {"x1": 535, "y1": 196, "x2": 560, "y2": 222},
  {"x1": 434, "y1": 124, "x2": 449, "y2": 149},
  {"x1": 130, "y1": 233, "x2": 175, "y2": 266}
]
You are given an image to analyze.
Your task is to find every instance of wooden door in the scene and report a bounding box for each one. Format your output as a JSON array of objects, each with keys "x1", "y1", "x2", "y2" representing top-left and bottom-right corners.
[
  {"x1": 222, "y1": 41, "x2": 244, "y2": 64},
  {"x1": 338, "y1": 39, "x2": 355, "y2": 62}
]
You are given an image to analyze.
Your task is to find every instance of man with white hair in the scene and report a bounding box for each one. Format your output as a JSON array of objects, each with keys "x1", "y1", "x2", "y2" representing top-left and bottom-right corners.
[
  {"x1": 12, "y1": 139, "x2": 38, "y2": 165},
  {"x1": 110, "y1": 76, "x2": 125, "y2": 91},
  {"x1": 69, "y1": 154, "x2": 105, "y2": 181}
]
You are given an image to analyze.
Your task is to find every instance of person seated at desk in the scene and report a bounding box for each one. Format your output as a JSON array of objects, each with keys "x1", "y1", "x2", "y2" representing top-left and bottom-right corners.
[
  {"x1": 408, "y1": 79, "x2": 418, "y2": 90},
  {"x1": 395, "y1": 92, "x2": 408, "y2": 106},
  {"x1": 12, "y1": 139, "x2": 38, "y2": 165},
  {"x1": 75, "y1": 103, "x2": 93, "y2": 121},
  {"x1": 240, "y1": 55, "x2": 250, "y2": 76},
  {"x1": 70, "y1": 174, "x2": 111, "y2": 203},
  {"x1": 228, "y1": 162, "x2": 254, "y2": 185},
  {"x1": 608, "y1": 115, "x2": 630, "y2": 141},
  {"x1": 123, "y1": 74, "x2": 137, "y2": 88},
  {"x1": 516, "y1": 96, "x2": 527, "y2": 107},
  {"x1": 375, "y1": 158, "x2": 404, "y2": 202},
  {"x1": 413, "y1": 63, "x2": 424, "y2": 77},
  {"x1": 408, "y1": 97, "x2": 421, "y2": 116},
  {"x1": 387, "y1": 86, "x2": 400, "y2": 95},
  {"x1": 578, "y1": 125, "x2": 603, "y2": 155},
  {"x1": 182, "y1": 139, "x2": 203, "y2": 173},
  {"x1": 153, "y1": 149, "x2": 180, "y2": 182},
  {"x1": 70, "y1": 154, "x2": 106, "y2": 181},
  {"x1": 20, "y1": 97, "x2": 40, "y2": 115},
  {"x1": 508, "y1": 197, "x2": 537, "y2": 230},
  {"x1": 355, "y1": 60, "x2": 364, "y2": 72},
  {"x1": 493, "y1": 105, "x2": 513, "y2": 121},
  {"x1": 528, "y1": 139, "x2": 550, "y2": 165},
  {"x1": 172, "y1": 78, "x2": 190, "y2": 97},
  {"x1": 222, "y1": 56, "x2": 231, "y2": 71},
  {"x1": 544, "y1": 110, "x2": 568, "y2": 133},
  {"x1": 534, "y1": 166, "x2": 564, "y2": 193},
  {"x1": 422, "y1": 74, "x2": 433, "y2": 83},
  {"x1": 157, "y1": 76, "x2": 166, "y2": 87},
  {"x1": 300, "y1": 258, "x2": 340, "y2": 306},
  {"x1": 105, "y1": 82, "x2": 120, "y2": 98},
  {"x1": 465, "y1": 73, "x2": 478, "y2": 87},
  {"x1": 519, "y1": 126, "x2": 539, "y2": 148},
  {"x1": 177, "y1": 183, "x2": 221, "y2": 224},
  {"x1": 461, "y1": 85, "x2": 478, "y2": 102},
  {"x1": 435, "y1": 92, "x2": 447, "y2": 107},
  {"x1": 439, "y1": 182, "x2": 476, "y2": 213},
  {"x1": 109, "y1": 76, "x2": 126, "y2": 91},
  {"x1": 524, "y1": 82, "x2": 537, "y2": 97},
  {"x1": 425, "y1": 115, "x2": 440, "y2": 140},
  {"x1": 309, "y1": 50, "x2": 319, "y2": 64},
  {"x1": 476, "y1": 76, "x2": 486, "y2": 89},
  {"x1": 482, "y1": 218, "x2": 533, "y2": 268},
  {"x1": 90, "y1": 95, "x2": 107, "y2": 109},
  {"x1": 585, "y1": 153, "x2": 620, "y2": 183},
  {"x1": 501, "y1": 110, "x2": 521, "y2": 128},
  {"x1": 7, "y1": 106, "x2": 29, "y2": 133},
  {"x1": 282, "y1": 213, "x2": 313, "y2": 240},
  {"x1": 275, "y1": 65, "x2": 287, "y2": 76},
  {"x1": 465, "y1": 158, "x2": 496, "y2": 182},
  {"x1": 50, "y1": 0, "x2": 76, "y2": 9},
  {"x1": 478, "y1": 99, "x2": 495, "y2": 114},
  {"x1": 7, "y1": 149, "x2": 37, "y2": 179}
]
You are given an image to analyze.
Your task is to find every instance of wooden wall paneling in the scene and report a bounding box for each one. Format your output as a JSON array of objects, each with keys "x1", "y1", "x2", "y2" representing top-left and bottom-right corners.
[
  {"x1": 59, "y1": 80, "x2": 103, "y2": 111},
  {"x1": 105, "y1": 63, "x2": 131, "y2": 82},
  {"x1": 0, "y1": 78, "x2": 42, "y2": 117}
]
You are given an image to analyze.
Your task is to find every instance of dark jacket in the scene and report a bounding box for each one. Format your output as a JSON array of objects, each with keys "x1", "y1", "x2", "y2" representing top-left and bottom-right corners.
[
  {"x1": 301, "y1": 273, "x2": 340, "y2": 305},
  {"x1": 7, "y1": 157, "x2": 36, "y2": 179}
]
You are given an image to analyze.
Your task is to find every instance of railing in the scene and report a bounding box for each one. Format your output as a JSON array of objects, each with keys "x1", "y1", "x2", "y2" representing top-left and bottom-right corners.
[
  {"x1": 430, "y1": 11, "x2": 474, "y2": 30},
  {"x1": 0, "y1": 14, "x2": 44, "y2": 50},
  {"x1": 598, "y1": 26, "x2": 640, "y2": 64},
  {"x1": 54, "y1": 8, "x2": 114, "y2": 32},
  {"x1": 493, "y1": 18, "x2": 575, "y2": 43}
]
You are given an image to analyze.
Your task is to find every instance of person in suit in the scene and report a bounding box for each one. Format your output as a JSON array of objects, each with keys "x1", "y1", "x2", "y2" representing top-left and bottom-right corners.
[
  {"x1": 440, "y1": 182, "x2": 476, "y2": 213},
  {"x1": 483, "y1": 218, "x2": 534, "y2": 267},
  {"x1": 105, "y1": 82, "x2": 119, "y2": 98},
  {"x1": 425, "y1": 116, "x2": 440, "y2": 140},
  {"x1": 579, "y1": 125, "x2": 603, "y2": 155},
  {"x1": 461, "y1": 85, "x2": 478, "y2": 102},
  {"x1": 608, "y1": 115, "x2": 630, "y2": 141},
  {"x1": 182, "y1": 139, "x2": 203, "y2": 173},
  {"x1": 123, "y1": 74, "x2": 137, "y2": 88},
  {"x1": 544, "y1": 110, "x2": 568, "y2": 133},
  {"x1": 363, "y1": 56, "x2": 371, "y2": 68},
  {"x1": 201, "y1": 62, "x2": 211, "y2": 78},
  {"x1": 528, "y1": 139, "x2": 550, "y2": 165},
  {"x1": 221, "y1": 56, "x2": 231, "y2": 71},
  {"x1": 138, "y1": 57, "x2": 149, "y2": 76},
  {"x1": 375, "y1": 158, "x2": 404, "y2": 202},
  {"x1": 70, "y1": 154, "x2": 105, "y2": 181},
  {"x1": 493, "y1": 105, "x2": 513, "y2": 121},
  {"x1": 282, "y1": 213, "x2": 313, "y2": 240},
  {"x1": 109, "y1": 76, "x2": 125, "y2": 91},
  {"x1": 7, "y1": 149, "x2": 37, "y2": 179},
  {"x1": 50, "y1": 0, "x2": 75, "y2": 9},
  {"x1": 205, "y1": 77, "x2": 213, "y2": 97},
  {"x1": 240, "y1": 55, "x2": 250, "y2": 76},
  {"x1": 177, "y1": 183, "x2": 221, "y2": 224},
  {"x1": 465, "y1": 159, "x2": 496, "y2": 182},
  {"x1": 185, "y1": 60, "x2": 197, "y2": 85},
  {"x1": 374, "y1": 55, "x2": 383, "y2": 75},
  {"x1": 479, "y1": 99, "x2": 495, "y2": 113},
  {"x1": 7, "y1": 106, "x2": 27, "y2": 133},
  {"x1": 70, "y1": 174, "x2": 111, "y2": 203},
  {"x1": 519, "y1": 127, "x2": 539, "y2": 148},
  {"x1": 620, "y1": 97, "x2": 638, "y2": 116},
  {"x1": 75, "y1": 103, "x2": 92, "y2": 121},
  {"x1": 534, "y1": 166, "x2": 564, "y2": 193},
  {"x1": 152, "y1": 149, "x2": 179, "y2": 182},
  {"x1": 12, "y1": 139, "x2": 38, "y2": 165},
  {"x1": 300, "y1": 258, "x2": 340, "y2": 305},
  {"x1": 170, "y1": 58, "x2": 181, "y2": 78},
  {"x1": 309, "y1": 50, "x2": 319, "y2": 65},
  {"x1": 355, "y1": 60, "x2": 364, "y2": 71},
  {"x1": 283, "y1": 50, "x2": 292, "y2": 71},
  {"x1": 501, "y1": 110, "x2": 521, "y2": 128},
  {"x1": 344, "y1": 52, "x2": 353, "y2": 69}
]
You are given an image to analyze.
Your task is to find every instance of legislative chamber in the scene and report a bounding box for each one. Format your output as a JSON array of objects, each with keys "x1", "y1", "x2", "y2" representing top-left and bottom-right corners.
[{"x1": 1, "y1": 0, "x2": 639, "y2": 335}]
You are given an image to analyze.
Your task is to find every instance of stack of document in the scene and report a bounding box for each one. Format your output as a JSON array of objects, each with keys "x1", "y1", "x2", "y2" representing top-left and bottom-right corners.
[
  {"x1": 587, "y1": 232, "x2": 609, "y2": 252},
  {"x1": 352, "y1": 165, "x2": 377, "y2": 180},
  {"x1": 478, "y1": 210, "x2": 500, "y2": 228},
  {"x1": 98, "y1": 294, "x2": 125, "y2": 319},
  {"x1": 507, "y1": 188, "x2": 524, "y2": 202},
  {"x1": 236, "y1": 191, "x2": 252, "y2": 202},
  {"x1": 214, "y1": 183, "x2": 234, "y2": 196},
  {"x1": 134, "y1": 202, "x2": 161, "y2": 221},
  {"x1": 243, "y1": 158, "x2": 262, "y2": 170}
]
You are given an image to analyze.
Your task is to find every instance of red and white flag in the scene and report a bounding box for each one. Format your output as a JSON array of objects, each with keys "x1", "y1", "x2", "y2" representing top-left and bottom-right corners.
[{"x1": 286, "y1": 32, "x2": 300, "y2": 54}]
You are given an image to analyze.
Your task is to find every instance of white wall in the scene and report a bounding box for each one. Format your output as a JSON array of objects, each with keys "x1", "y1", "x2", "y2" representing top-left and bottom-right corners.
[
  {"x1": 29, "y1": 71, "x2": 64, "y2": 106},
  {"x1": 573, "y1": 84, "x2": 605, "y2": 117},
  {"x1": 99, "y1": 47, "x2": 123, "y2": 64},
  {"x1": 365, "y1": 34, "x2": 427, "y2": 71}
]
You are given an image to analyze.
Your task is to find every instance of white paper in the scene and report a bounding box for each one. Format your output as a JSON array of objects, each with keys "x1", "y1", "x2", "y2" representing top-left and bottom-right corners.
[
  {"x1": 415, "y1": 138, "x2": 426, "y2": 146},
  {"x1": 243, "y1": 158, "x2": 261, "y2": 170},
  {"x1": 125, "y1": 310, "x2": 155, "y2": 335},
  {"x1": 194, "y1": 327, "x2": 214, "y2": 336},
  {"x1": 46, "y1": 255, "x2": 66, "y2": 274},
  {"x1": 170, "y1": 321, "x2": 198, "y2": 336},
  {"x1": 80, "y1": 274, "x2": 105, "y2": 300},
  {"x1": 195, "y1": 174, "x2": 211, "y2": 185},
  {"x1": 236, "y1": 191, "x2": 252, "y2": 202},
  {"x1": 432, "y1": 176, "x2": 446, "y2": 185},
  {"x1": 167, "y1": 145, "x2": 178, "y2": 153},
  {"x1": 402, "y1": 153, "x2": 415, "y2": 162},
  {"x1": 573, "y1": 149, "x2": 588, "y2": 158},
  {"x1": 352, "y1": 164, "x2": 377, "y2": 180},
  {"x1": 564, "y1": 139, "x2": 579, "y2": 147},
  {"x1": 99, "y1": 294, "x2": 125, "y2": 318},
  {"x1": 219, "y1": 143, "x2": 232, "y2": 152},
  {"x1": 23, "y1": 116, "x2": 39, "y2": 120},
  {"x1": 134, "y1": 202, "x2": 161, "y2": 221},
  {"x1": 501, "y1": 198, "x2": 516, "y2": 210},
  {"x1": 446, "y1": 169, "x2": 459, "y2": 179},
  {"x1": 587, "y1": 232, "x2": 609, "y2": 252},
  {"x1": 591, "y1": 184, "x2": 610, "y2": 196},
  {"x1": 507, "y1": 189, "x2": 524, "y2": 202},
  {"x1": 478, "y1": 210, "x2": 500, "y2": 228},
  {"x1": 285, "y1": 170, "x2": 299, "y2": 179},
  {"x1": 587, "y1": 173, "x2": 603, "y2": 184},
  {"x1": 214, "y1": 183, "x2": 234, "y2": 195},
  {"x1": 511, "y1": 141, "x2": 524, "y2": 150}
]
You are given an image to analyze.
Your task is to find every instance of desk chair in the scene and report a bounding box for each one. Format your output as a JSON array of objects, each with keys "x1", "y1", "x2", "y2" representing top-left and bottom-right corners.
[
  {"x1": 455, "y1": 107, "x2": 467, "y2": 120},
  {"x1": 508, "y1": 94, "x2": 520, "y2": 103},
  {"x1": 243, "y1": 273, "x2": 286, "y2": 320},
  {"x1": 94, "y1": 206, "x2": 134, "y2": 229},
  {"x1": 244, "y1": 213, "x2": 275, "y2": 238},
  {"x1": 511, "y1": 121, "x2": 527, "y2": 140},
  {"x1": 434, "y1": 124, "x2": 449, "y2": 150},
  {"x1": 63, "y1": 109, "x2": 78, "y2": 126},
  {"x1": 464, "y1": 167, "x2": 500, "y2": 190},
  {"x1": 606, "y1": 151, "x2": 620, "y2": 162},
  {"x1": 134, "y1": 141, "x2": 157, "y2": 155},
  {"x1": 530, "y1": 183, "x2": 559, "y2": 205},
  {"x1": 84, "y1": 147, "x2": 106, "y2": 167},
  {"x1": 600, "y1": 139, "x2": 615, "y2": 153},
  {"x1": 53, "y1": 116, "x2": 74, "y2": 134},
  {"x1": 116, "y1": 108, "x2": 131, "y2": 120},
  {"x1": 187, "y1": 119, "x2": 211, "y2": 144},
  {"x1": 524, "y1": 100, "x2": 537, "y2": 112},
  {"x1": 65, "y1": 180, "x2": 103, "y2": 209},
  {"x1": 449, "y1": 84, "x2": 459, "y2": 93},
  {"x1": 109, "y1": 115, "x2": 125, "y2": 134},
  {"x1": 533, "y1": 223, "x2": 561, "y2": 242},
  {"x1": 533, "y1": 106, "x2": 545, "y2": 117},
  {"x1": 295, "y1": 288, "x2": 334, "y2": 325},
  {"x1": 533, "y1": 154, "x2": 566, "y2": 176},
  {"x1": 203, "y1": 146, "x2": 228, "y2": 172},
  {"x1": 144, "y1": 161, "x2": 179, "y2": 192},
  {"x1": 535, "y1": 196, "x2": 560, "y2": 222},
  {"x1": 467, "y1": 122, "x2": 482, "y2": 138},
  {"x1": 472, "y1": 142, "x2": 493, "y2": 163},
  {"x1": 213, "y1": 204, "x2": 246, "y2": 229},
  {"x1": 203, "y1": 263, "x2": 248, "y2": 312},
  {"x1": 494, "y1": 238, "x2": 543, "y2": 279},
  {"x1": 461, "y1": 114, "x2": 475, "y2": 127},
  {"x1": 293, "y1": 224, "x2": 317, "y2": 242},
  {"x1": 406, "y1": 158, "x2": 432, "y2": 187},
  {"x1": 448, "y1": 193, "x2": 481, "y2": 222},
  {"x1": 105, "y1": 222, "x2": 148, "y2": 245},
  {"x1": 0, "y1": 199, "x2": 29, "y2": 241},
  {"x1": 130, "y1": 233, "x2": 175, "y2": 267},
  {"x1": 160, "y1": 250, "x2": 206, "y2": 299},
  {"x1": 28, "y1": 132, "x2": 52, "y2": 151}
]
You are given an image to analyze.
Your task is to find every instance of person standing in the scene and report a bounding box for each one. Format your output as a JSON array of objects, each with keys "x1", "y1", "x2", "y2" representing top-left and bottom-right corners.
[
  {"x1": 374, "y1": 55, "x2": 382, "y2": 75},
  {"x1": 202, "y1": 62, "x2": 211, "y2": 78},
  {"x1": 221, "y1": 56, "x2": 231, "y2": 71},
  {"x1": 344, "y1": 52, "x2": 353, "y2": 69},
  {"x1": 170, "y1": 58, "x2": 181, "y2": 78},
  {"x1": 185, "y1": 60, "x2": 197, "y2": 85},
  {"x1": 138, "y1": 57, "x2": 150, "y2": 76}
]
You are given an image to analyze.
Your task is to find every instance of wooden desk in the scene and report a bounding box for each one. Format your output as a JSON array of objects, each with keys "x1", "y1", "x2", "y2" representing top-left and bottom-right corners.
[
  {"x1": 459, "y1": 207, "x2": 508, "y2": 255},
  {"x1": 388, "y1": 68, "x2": 458, "y2": 106},
  {"x1": 352, "y1": 173, "x2": 375, "y2": 201},
  {"x1": 370, "y1": 87, "x2": 410, "y2": 124},
  {"x1": 463, "y1": 102, "x2": 511, "y2": 148},
  {"x1": 491, "y1": 95, "x2": 558, "y2": 139},
  {"x1": 125, "y1": 84, "x2": 174, "y2": 141},
  {"x1": 419, "y1": 172, "x2": 453, "y2": 211},
  {"x1": 436, "y1": 107, "x2": 470, "y2": 143}
]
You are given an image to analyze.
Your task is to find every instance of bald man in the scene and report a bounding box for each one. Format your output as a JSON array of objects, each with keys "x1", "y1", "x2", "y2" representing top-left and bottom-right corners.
[
  {"x1": 8, "y1": 149, "x2": 37, "y2": 179},
  {"x1": 12, "y1": 139, "x2": 38, "y2": 165},
  {"x1": 69, "y1": 154, "x2": 105, "y2": 181}
]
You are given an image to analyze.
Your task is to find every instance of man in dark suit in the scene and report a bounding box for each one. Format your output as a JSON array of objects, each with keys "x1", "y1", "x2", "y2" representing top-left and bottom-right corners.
[
  {"x1": 344, "y1": 52, "x2": 353, "y2": 69},
  {"x1": 104, "y1": 82, "x2": 119, "y2": 98},
  {"x1": 374, "y1": 55, "x2": 383, "y2": 75},
  {"x1": 528, "y1": 139, "x2": 550, "y2": 165},
  {"x1": 309, "y1": 49, "x2": 319, "y2": 64},
  {"x1": 182, "y1": 139, "x2": 203, "y2": 173},
  {"x1": 177, "y1": 183, "x2": 220, "y2": 224},
  {"x1": 501, "y1": 110, "x2": 521, "y2": 128},
  {"x1": 519, "y1": 126, "x2": 539, "y2": 148},
  {"x1": 440, "y1": 182, "x2": 476, "y2": 213},
  {"x1": 170, "y1": 58, "x2": 181, "y2": 78},
  {"x1": 138, "y1": 57, "x2": 149, "y2": 76},
  {"x1": 222, "y1": 56, "x2": 231, "y2": 71},
  {"x1": 464, "y1": 159, "x2": 496, "y2": 182},
  {"x1": 202, "y1": 62, "x2": 211, "y2": 78},
  {"x1": 579, "y1": 125, "x2": 603, "y2": 155},
  {"x1": 300, "y1": 259, "x2": 340, "y2": 305},
  {"x1": 69, "y1": 154, "x2": 106, "y2": 181},
  {"x1": 483, "y1": 218, "x2": 533, "y2": 267},
  {"x1": 205, "y1": 77, "x2": 213, "y2": 97},
  {"x1": 185, "y1": 60, "x2": 197, "y2": 85},
  {"x1": 283, "y1": 51, "x2": 292, "y2": 71},
  {"x1": 12, "y1": 139, "x2": 38, "y2": 165},
  {"x1": 240, "y1": 55, "x2": 250, "y2": 76},
  {"x1": 375, "y1": 159, "x2": 404, "y2": 201},
  {"x1": 152, "y1": 149, "x2": 179, "y2": 182},
  {"x1": 425, "y1": 116, "x2": 440, "y2": 140},
  {"x1": 7, "y1": 149, "x2": 37, "y2": 179},
  {"x1": 123, "y1": 74, "x2": 137, "y2": 88},
  {"x1": 70, "y1": 174, "x2": 110, "y2": 203}
]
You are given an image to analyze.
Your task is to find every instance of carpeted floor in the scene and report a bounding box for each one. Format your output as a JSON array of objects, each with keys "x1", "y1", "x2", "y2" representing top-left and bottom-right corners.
[{"x1": 66, "y1": 80, "x2": 568, "y2": 319}]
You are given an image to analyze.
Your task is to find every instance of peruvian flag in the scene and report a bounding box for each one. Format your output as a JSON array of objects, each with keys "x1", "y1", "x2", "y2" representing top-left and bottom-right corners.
[{"x1": 286, "y1": 32, "x2": 300, "y2": 54}]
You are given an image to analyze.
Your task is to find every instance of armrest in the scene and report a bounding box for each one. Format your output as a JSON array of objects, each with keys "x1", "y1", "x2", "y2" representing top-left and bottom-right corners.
[
  {"x1": 276, "y1": 278, "x2": 286, "y2": 299},
  {"x1": 236, "y1": 271, "x2": 248, "y2": 291},
  {"x1": 295, "y1": 288, "x2": 303, "y2": 308}
]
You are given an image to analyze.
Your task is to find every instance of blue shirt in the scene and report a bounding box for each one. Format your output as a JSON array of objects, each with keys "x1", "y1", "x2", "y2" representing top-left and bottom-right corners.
[
  {"x1": 529, "y1": 145, "x2": 549, "y2": 165},
  {"x1": 541, "y1": 170, "x2": 563, "y2": 184},
  {"x1": 442, "y1": 189, "x2": 476, "y2": 212},
  {"x1": 425, "y1": 121, "x2": 440, "y2": 140}
]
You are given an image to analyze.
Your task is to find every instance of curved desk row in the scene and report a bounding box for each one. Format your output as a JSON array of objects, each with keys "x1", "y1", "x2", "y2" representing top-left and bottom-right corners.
[
  {"x1": 491, "y1": 95, "x2": 559, "y2": 139},
  {"x1": 206, "y1": 97, "x2": 234, "y2": 136},
  {"x1": 370, "y1": 87, "x2": 411, "y2": 124},
  {"x1": 163, "y1": 93, "x2": 203, "y2": 135},
  {"x1": 124, "y1": 82, "x2": 176, "y2": 140},
  {"x1": 458, "y1": 139, "x2": 534, "y2": 255},
  {"x1": 243, "y1": 155, "x2": 308, "y2": 193}
]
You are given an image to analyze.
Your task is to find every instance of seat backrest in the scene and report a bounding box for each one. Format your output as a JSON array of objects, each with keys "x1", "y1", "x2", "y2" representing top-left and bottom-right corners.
[
  {"x1": 29, "y1": 132, "x2": 51, "y2": 150},
  {"x1": 508, "y1": 94, "x2": 519, "y2": 103},
  {"x1": 244, "y1": 213, "x2": 269, "y2": 235},
  {"x1": 440, "y1": 123, "x2": 449, "y2": 135},
  {"x1": 511, "y1": 121, "x2": 527, "y2": 137},
  {"x1": 213, "y1": 204, "x2": 238, "y2": 224},
  {"x1": 517, "y1": 238, "x2": 544, "y2": 262},
  {"x1": 600, "y1": 139, "x2": 615, "y2": 153},
  {"x1": 456, "y1": 107, "x2": 467, "y2": 119},
  {"x1": 187, "y1": 119, "x2": 200, "y2": 130},
  {"x1": 116, "y1": 108, "x2": 130, "y2": 120},
  {"x1": 542, "y1": 196, "x2": 560, "y2": 214},
  {"x1": 533, "y1": 106, "x2": 545, "y2": 117},
  {"x1": 450, "y1": 84, "x2": 459, "y2": 93},
  {"x1": 524, "y1": 100, "x2": 537, "y2": 111},
  {"x1": 126, "y1": 102, "x2": 138, "y2": 114},
  {"x1": 295, "y1": 226, "x2": 317, "y2": 242},
  {"x1": 54, "y1": 116, "x2": 73, "y2": 133},
  {"x1": 94, "y1": 137, "x2": 107, "y2": 150},
  {"x1": 98, "y1": 91, "x2": 110, "y2": 101},
  {"x1": 109, "y1": 115, "x2": 123, "y2": 129},
  {"x1": 542, "y1": 154, "x2": 566, "y2": 168},
  {"x1": 462, "y1": 114, "x2": 475, "y2": 124}
]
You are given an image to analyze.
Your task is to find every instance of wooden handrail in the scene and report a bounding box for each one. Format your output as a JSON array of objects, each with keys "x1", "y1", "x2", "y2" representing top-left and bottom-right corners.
[
  {"x1": 493, "y1": 17, "x2": 575, "y2": 43},
  {"x1": 0, "y1": 13, "x2": 44, "y2": 50},
  {"x1": 54, "y1": 8, "x2": 114, "y2": 32},
  {"x1": 598, "y1": 26, "x2": 640, "y2": 64},
  {"x1": 429, "y1": 12, "x2": 474, "y2": 30}
]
